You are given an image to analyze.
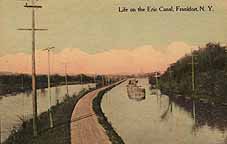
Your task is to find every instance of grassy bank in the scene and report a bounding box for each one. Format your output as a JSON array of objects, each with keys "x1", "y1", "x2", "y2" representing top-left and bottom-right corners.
[
  {"x1": 3, "y1": 87, "x2": 95, "y2": 144},
  {"x1": 93, "y1": 82, "x2": 125, "y2": 144}
]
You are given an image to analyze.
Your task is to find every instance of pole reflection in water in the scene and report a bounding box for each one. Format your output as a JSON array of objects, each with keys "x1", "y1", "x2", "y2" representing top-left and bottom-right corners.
[
  {"x1": 192, "y1": 100, "x2": 196, "y2": 122},
  {"x1": 192, "y1": 99, "x2": 198, "y2": 135},
  {"x1": 159, "y1": 92, "x2": 162, "y2": 110},
  {"x1": 169, "y1": 97, "x2": 172, "y2": 114},
  {"x1": 55, "y1": 86, "x2": 60, "y2": 104},
  {"x1": 160, "y1": 95, "x2": 173, "y2": 121},
  {"x1": 0, "y1": 83, "x2": 95, "y2": 142},
  {"x1": 40, "y1": 88, "x2": 46, "y2": 97},
  {"x1": 101, "y1": 78, "x2": 227, "y2": 144}
]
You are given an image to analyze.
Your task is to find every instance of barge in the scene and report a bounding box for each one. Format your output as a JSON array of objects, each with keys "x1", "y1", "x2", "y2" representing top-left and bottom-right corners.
[{"x1": 127, "y1": 79, "x2": 145, "y2": 101}]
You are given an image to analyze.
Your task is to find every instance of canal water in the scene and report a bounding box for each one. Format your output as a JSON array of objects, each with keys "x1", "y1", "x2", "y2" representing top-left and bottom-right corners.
[
  {"x1": 101, "y1": 78, "x2": 227, "y2": 144},
  {"x1": 0, "y1": 83, "x2": 95, "y2": 142}
]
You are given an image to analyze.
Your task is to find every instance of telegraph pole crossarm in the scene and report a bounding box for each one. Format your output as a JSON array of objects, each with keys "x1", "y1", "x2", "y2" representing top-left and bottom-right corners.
[
  {"x1": 24, "y1": 5, "x2": 42, "y2": 8},
  {"x1": 18, "y1": 28, "x2": 48, "y2": 31},
  {"x1": 17, "y1": 0, "x2": 48, "y2": 137},
  {"x1": 42, "y1": 46, "x2": 55, "y2": 51}
]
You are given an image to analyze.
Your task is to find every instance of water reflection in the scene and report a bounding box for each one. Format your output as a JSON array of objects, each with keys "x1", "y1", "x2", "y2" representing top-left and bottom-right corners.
[
  {"x1": 55, "y1": 86, "x2": 60, "y2": 104},
  {"x1": 171, "y1": 95, "x2": 227, "y2": 133},
  {"x1": 40, "y1": 88, "x2": 47, "y2": 96},
  {"x1": 101, "y1": 78, "x2": 227, "y2": 144},
  {"x1": 160, "y1": 95, "x2": 173, "y2": 121},
  {"x1": 25, "y1": 90, "x2": 32, "y2": 97},
  {"x1": 155, "y1": 90, "x2": 227, "y2": 136},
  {"x1": 150, "y1": 87, "x2": 200, "y2": 132},
  {"x1": 0, "y1": 83, "x2": 95, "y2": 142}
]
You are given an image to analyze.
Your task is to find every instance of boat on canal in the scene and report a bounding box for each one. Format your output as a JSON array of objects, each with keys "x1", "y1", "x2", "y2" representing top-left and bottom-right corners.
[{"x1": 127, "y1": 79, "x2": 145, "y2": 101}]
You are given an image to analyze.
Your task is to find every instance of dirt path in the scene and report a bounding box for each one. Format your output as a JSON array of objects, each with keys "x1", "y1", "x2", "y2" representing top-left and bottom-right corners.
[{"x1": 70, "y1": 86, "x2": 111, "y2": 144}]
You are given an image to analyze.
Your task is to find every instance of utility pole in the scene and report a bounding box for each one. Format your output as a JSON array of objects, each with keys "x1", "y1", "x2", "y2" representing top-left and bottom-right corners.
[
  {"x1": 80, "y1": 74, "x2": 83, "y2": 84},
  {"x1": 109, "y1": 76, "x2": 111, "y2": 84},
  {"x1": 93, "y1": 74, "x2": 96, "y2": 83},
  {"x1": 102, "y1": 75, "x2": 105, "y2": 86},
  {"x1": 106, "y1": 75, "x2": 109, "y2": 85},
  {"x1": 21, "y1": 74, "x2": 24, "y2": 90},
  {"x1": 18, "y1": 0, "x2": 48, "y2": 136},
  {"x1": 189, "y1": 49, "x2": 198, "y2": 122},
  {"x1": 0, "y1": 115, "x2": 1, "y2": 144},
  {"x1": 192, "y1": 52, "x2": 195, "y2": 92},
  {"x1": 166, "y1": 65, "x2": 174, "y2": 114},
  {"x1": 155, "y1": 72, "x2": 160, "y2": 88},
  {"x1": 64, "y1": 63, "x2": 69, "y2": 96},
  {"x1": 168, "y1": 66, "x2": 174, "y2": 91},
  {"x1": 42, "y1": 47, "x2": 55, "y2": 128},
  {"x1": 190, "y1": 49, "x2": 198, "y2": 95},
  {"x1": 224, "y1": 46, "x2": 227, "y2": 105},
  {"x1": 225, "y1": 47, "x2": 227, "y2": 78}
]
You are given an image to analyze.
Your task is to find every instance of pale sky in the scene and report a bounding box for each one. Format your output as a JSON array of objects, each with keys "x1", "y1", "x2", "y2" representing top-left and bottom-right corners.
[{"x1": 0, "y1": 0, "x2": 227, "y2": 74}]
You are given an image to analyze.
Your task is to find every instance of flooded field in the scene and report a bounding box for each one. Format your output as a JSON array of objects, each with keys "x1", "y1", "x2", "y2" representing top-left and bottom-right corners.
[
  {"x1": 101, "y1": 78, "x2": 227, "y2": 144},
  {"x1": 0, "y1": 83, "x2": 95, "y2": 142}
]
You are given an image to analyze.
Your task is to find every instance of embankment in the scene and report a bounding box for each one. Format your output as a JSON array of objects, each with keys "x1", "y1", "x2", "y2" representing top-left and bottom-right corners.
[
  {"x1": 92, "y1": 81, "x2": 125, "y2": 144},
  {"x1": 3, "y1": 88, "x2": 94, "y2": 144}
]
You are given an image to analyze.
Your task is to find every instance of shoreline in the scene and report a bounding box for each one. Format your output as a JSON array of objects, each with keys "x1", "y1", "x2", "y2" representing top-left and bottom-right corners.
[
  {"x1": 157, "y1": 89, "x2": 227, "y2": 132},
  {"x1": 160, "y1": 87, "x2": 227, "y2": 106},
  {"x1": 0, "y1": 81, "x2": 93, "y2": 97},
  {"x1": 92, "y1": 81, "x2": 125, "y2": 144},
  {"x1": 3, "y1": 87, "x2": 95, "y2": 144}
]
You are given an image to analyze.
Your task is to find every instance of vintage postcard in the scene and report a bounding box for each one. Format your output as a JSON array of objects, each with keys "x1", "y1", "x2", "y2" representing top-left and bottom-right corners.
[{"x1": 0, "y1": 0, "x2": 227, "y2": 144}]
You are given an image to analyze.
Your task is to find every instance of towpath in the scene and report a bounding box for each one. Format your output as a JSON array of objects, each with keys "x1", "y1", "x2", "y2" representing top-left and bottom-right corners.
[{"x1": 70, "y1": 85, "x2": 113, "y2": 144}]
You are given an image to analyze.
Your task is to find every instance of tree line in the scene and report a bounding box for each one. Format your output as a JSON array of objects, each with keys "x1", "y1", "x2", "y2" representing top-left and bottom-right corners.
[
  {"x1": 0, "y1": 74, "x2": 96, "y2": 95},
  {"x1": 151, "y1": 43, "x2": 227, "y2": 104}
]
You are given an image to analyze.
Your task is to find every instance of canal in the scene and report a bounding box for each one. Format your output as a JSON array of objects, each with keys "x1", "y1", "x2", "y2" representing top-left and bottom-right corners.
[
  {"x1": 0, "y1": 83, "x2": 95, "y2": 142},
  {"x1": 101, "y1": 78, "x2": 227, "y2": 144}
]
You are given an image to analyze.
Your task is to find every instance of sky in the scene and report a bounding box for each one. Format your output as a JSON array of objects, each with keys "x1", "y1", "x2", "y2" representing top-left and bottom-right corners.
[{"x1": 0, "y1": 0, "x2": 227, "y2": 74}]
